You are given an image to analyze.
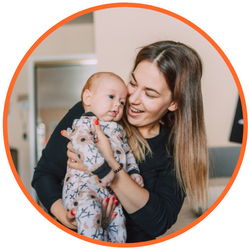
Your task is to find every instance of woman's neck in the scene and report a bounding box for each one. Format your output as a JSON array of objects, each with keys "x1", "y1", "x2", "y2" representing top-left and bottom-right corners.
[{"x1": 137, "y1": 122, "x2": 160, "y2": 139}]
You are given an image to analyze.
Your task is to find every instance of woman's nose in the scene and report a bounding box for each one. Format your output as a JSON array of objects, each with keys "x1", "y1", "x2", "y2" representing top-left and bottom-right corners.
[{"x1": 128, "y1": 88, "x2": 141, "y2": 104}]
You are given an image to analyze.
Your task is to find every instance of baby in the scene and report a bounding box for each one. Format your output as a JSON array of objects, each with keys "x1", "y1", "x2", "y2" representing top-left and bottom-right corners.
[{"x1": 62, "y1": 72, "x2": 143, "y2": 243}]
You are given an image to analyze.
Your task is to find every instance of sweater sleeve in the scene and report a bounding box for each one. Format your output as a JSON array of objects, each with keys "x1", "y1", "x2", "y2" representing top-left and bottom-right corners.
[
  {"x1": 31, "y1": 101, "x2": 84, "y2": 214},
  {"x1": 128, "y1": 168, "x2": 185, "y2": 237}
]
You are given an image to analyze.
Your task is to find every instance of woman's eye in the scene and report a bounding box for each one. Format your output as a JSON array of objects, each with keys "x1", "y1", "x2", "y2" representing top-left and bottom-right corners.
[
  {"x1": 108, "y1": 95, "x2": 114, "y2": 99},
  {"x1": 146, "y1": 93, "x2": 154, "y2": 98},
  {"x1": 130, "y1": 81, "x2": 136, "y2": 87}
]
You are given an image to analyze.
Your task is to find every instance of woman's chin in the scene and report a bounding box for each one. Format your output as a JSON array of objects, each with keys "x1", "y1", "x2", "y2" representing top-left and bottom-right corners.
[{"x1": 127, "y1": 113, "x2": 143, "y2": 127}]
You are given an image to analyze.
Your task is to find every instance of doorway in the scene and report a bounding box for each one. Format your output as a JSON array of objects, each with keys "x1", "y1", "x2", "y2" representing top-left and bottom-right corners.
[{"x1": 29, "y1": 54, "x2": 97, "y2": 200}]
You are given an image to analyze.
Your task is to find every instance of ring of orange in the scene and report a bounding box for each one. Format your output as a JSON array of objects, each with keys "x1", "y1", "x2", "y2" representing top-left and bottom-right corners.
[{"x1": 3, "y1": 3, "x2": 248, "y2": 248}]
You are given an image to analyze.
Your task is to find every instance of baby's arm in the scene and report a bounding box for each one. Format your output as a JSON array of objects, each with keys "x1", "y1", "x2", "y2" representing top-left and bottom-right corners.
[
  {"x1": 119, "y1": 126, "x2": 141, "y2": 174},
  {"x1": 67, "y1": 116, "x2": 114, "y2": 185},
  {"x1": 119, "y1": 126, "x2": 144, "y2": 186},
  {"x1": 99, "y1": 170, "x2": 115, "y2": 188}
]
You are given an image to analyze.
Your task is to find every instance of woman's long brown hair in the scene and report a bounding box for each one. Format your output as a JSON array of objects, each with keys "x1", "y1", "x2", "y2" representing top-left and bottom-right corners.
[{"x1": 123, "y1": 41, "x2": 209, "y2": 213}]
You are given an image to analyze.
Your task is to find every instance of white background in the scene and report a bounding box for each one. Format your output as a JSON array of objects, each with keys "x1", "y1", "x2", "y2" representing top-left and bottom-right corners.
[{"x1": 1, "y1": 0, "x2": 249, "y2": 249}]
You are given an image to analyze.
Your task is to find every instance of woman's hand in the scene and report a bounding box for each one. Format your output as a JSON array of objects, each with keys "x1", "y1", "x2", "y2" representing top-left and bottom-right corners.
[
  {"x1": 51, "y1": 199, "x2": 77, "y2": 230},
  {"x1": 94, "y1": 120, "x2": 116, "y2": 165},
  {"x1": 101, "y1": 195, "x2": 118, "y2": 229}
]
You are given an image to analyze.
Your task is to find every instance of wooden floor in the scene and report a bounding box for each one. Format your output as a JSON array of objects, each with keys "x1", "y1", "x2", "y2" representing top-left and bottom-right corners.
[{"x1": 159, "y1": 177, "x2": 230, "y2": 238}]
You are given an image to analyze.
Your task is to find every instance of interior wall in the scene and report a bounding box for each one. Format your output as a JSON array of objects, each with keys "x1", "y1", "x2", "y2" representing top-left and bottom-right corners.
[
  {"x1": 93, "y1": 7, "x2": 239, "y2": 148},
  {"x1": 7, "y1": 8, "x2": 241, "y2": 196},
  {"x1": 7, "y1": 22, "x2": 95, "y2": 194},
  {"x1": 38, "y1": 108, "x2": 70, "y2": 140}
]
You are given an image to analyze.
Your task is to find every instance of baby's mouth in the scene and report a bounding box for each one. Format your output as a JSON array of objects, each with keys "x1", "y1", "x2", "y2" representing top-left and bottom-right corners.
[{"x1": 110, "y1": 110, "x2": 118, "y2": 117}]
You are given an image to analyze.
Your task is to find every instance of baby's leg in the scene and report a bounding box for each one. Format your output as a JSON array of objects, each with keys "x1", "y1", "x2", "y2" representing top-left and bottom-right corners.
[
  {"x1": 75, "y1": 176, "x2": 106, "y2": 240},
  {"x1": 105, "y1": 203, "x2": 127, "y2": 243},
  {"x1": 63, "y1": 173, "x2": 127, "y2": 242},
  {"x1": 76, "y1": 195, "x2": 104, "y2": 240},
  {"x1": 62, "y1": 172, "x2": 104, "y2": 240}
]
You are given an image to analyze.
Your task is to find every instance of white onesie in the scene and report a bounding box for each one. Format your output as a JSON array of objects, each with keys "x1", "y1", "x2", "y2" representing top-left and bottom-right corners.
[{"x1": 62, "y1": 112, "x2": 139, "y2": 243}]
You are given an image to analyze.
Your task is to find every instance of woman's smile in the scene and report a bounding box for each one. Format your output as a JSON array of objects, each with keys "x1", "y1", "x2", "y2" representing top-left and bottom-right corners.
[{"x1": 128, "y1": 105, "x2": 144, "y2": 117}]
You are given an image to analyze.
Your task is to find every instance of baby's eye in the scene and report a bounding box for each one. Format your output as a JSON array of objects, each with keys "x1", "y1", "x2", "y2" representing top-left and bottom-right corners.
[
  {"x1": 108, "y1": 95, "x2": 114, "y2": 99},
  {"x1": 120, "y1": 101, "x2": 124, "y2": 106}
]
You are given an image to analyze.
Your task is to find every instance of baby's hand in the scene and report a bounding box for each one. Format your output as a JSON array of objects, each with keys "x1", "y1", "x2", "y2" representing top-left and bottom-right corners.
[
  {"x1": 130, "y1": 173, "x2": 144, "y2": 187},
  {"x1": 99, "y1": 170, "x2": 115, "y2": 188}
]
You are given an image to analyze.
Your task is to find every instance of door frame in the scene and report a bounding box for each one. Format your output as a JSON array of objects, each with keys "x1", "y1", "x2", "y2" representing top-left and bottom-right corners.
[{"x1": 28, "y1": 53, "x2": 97, "y2": 200}]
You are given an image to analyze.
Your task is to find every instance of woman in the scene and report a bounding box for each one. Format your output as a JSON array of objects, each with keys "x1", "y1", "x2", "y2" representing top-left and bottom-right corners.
[{"x1": 32, "y1": 40, "x2": 208, "y2": 243}]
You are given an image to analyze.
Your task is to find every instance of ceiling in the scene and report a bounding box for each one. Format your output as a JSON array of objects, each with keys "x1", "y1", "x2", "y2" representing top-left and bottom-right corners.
[
  {"x1": 64, "y1": 13, "x2": 93, "y2": 25},
  {"x1": 35, "y1": 12, "x2": 96, "y2": 110}
]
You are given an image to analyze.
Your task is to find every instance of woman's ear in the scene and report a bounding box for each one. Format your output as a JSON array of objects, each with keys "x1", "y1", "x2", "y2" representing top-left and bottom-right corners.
[
  {"x1": 82, "y1": 89, "x2": 92, "y2": 106},
  {"x1": 168, "y1": 101, "x2": 178, "y2": 112}
]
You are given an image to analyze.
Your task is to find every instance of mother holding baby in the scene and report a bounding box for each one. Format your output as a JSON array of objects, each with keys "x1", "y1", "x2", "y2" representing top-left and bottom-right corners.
[{"x1": 32, "y1": 40, "x2": 208, "y2": 243}]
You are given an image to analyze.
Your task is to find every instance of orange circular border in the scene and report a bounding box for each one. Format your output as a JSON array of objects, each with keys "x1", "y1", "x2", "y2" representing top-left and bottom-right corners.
[{"x1": 3, "y1": 2, "x2": 248, "y2": 248}]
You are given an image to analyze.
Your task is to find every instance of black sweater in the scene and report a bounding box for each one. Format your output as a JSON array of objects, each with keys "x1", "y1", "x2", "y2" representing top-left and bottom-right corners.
[{"x1": 31, "y1": 101, "x2": 184, "y2": 243}]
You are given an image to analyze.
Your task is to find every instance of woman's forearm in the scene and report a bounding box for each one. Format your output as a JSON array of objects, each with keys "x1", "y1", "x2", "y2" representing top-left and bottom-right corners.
[
  {"x1": 51, "y1": 199, "x2": 66, "y2": 220},
  {"x1": 93, "y1": 121, "x2": 150, "y2": 214},
  {"x1": 50, "y1": 199, "x2": 78, "y2": 230},
  {"x1": 108, "y1": 159, "x2": 149, "y2": 214}
]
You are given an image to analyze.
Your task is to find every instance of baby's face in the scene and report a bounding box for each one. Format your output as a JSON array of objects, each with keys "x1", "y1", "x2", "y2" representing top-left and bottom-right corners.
[{"x1": 89, "y1": 76, "x2": 128, "y2": 122}]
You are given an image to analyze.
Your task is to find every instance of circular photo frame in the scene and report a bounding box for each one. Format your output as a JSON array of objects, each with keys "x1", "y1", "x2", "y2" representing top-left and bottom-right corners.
[{"x1": 3, "y1": 3, "x2": 247, "y2": 248}]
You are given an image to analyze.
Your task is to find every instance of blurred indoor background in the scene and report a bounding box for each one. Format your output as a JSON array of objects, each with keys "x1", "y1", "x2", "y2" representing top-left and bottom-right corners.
[{"x1": 7, "y1": 8, "x2": 243, "y2": 234}]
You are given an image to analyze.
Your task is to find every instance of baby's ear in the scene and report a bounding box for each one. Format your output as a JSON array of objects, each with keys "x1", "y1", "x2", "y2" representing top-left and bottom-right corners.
[{"x1": 82, "y1": 89, "x2": 92, "y2": 106}]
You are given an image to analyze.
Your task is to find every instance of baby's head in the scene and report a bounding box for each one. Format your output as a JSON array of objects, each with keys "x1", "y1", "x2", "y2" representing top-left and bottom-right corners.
[{"x1": 81, "y1": 72, "x2": 128, "y2": 122}]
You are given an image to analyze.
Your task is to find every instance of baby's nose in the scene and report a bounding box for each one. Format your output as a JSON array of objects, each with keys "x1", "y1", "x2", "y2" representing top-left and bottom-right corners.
[{"x1": 114, "y1": 101, "x2": 121, "y2": 108}]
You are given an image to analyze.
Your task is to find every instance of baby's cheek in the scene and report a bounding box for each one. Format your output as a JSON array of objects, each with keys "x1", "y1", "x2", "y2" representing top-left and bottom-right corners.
[
  {"x1": 116, "y1": 111, "x2": 123, "y2": 121},
  {"x1": 120, "y1": 110, "x2": 124, "y2": 118}
]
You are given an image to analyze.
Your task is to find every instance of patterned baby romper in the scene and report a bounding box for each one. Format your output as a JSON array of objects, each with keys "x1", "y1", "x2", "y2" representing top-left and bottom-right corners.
[{"x1": 62, "y1": 112, "x2": 140, "y2": 243}]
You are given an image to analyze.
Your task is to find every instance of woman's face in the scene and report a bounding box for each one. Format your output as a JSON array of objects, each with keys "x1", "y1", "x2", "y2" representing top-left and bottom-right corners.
[{"x1": 126, "y1": 61, "x2": 177, "y2": 133}]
